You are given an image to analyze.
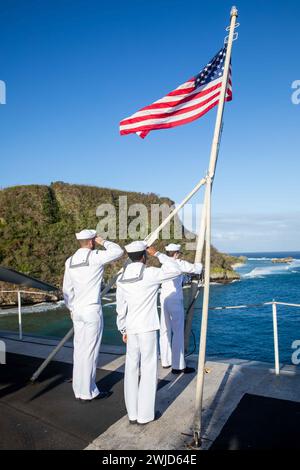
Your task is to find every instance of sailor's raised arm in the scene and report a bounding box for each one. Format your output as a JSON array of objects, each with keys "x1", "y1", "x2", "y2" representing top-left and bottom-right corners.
[
  {"x1": 155, "y1": 252, "x2": 172, "y2": 265},
  {"x1": 63, "y1": 261, "x2": 75, "y2": 312},
  {"x1": 116, "y1": 282, "x2": 127, "y2": 334},
  {"x1": 177, "y1": 259, "x2": 203, "y2": 274},
  {"x1": 157, "y1": 262, "x2": 182, "y2": 282},
  {"x1": 146, "y1": 246, "x2": 181, "y2": 283},
  {"x1": 94, "y1": 236, "x2": 124, "y2": 265},
  {"x1": 155, "y1": 250, "x2": 202, "y2": 275}
]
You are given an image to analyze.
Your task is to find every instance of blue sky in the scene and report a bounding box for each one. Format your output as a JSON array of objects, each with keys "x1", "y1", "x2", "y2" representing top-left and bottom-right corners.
[{"x1": 0, "y1": 0, "x2": 299, "y2": 252}]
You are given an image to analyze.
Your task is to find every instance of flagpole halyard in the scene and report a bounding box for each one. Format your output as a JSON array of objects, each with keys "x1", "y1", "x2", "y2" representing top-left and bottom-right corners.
[{"x1": 191, "y1": 6, "x2": 239, "y2": 448}]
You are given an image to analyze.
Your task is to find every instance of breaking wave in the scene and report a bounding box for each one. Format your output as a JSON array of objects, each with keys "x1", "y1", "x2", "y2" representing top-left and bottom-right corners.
[
  {"x1": 0, "y1": 300, "x2": 65, "y2": 316},
  {"x1": 243, "y1": 260, "x2": 300, "y2": 278}
]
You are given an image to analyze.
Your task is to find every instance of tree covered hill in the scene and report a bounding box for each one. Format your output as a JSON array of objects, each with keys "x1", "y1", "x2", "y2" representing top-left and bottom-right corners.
[{"x1": 0, "y1": 182, "x2": 241, "y2": 298}]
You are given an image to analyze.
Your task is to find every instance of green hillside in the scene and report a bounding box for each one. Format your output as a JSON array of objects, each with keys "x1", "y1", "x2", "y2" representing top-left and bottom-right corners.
[{"x1": 0, "y1": 182, "x2": 241, "y2": 294}]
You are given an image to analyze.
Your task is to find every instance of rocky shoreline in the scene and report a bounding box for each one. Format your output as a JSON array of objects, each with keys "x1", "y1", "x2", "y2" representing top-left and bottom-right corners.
[
  {"x1": 210, "y1": 268, "x2": 241, "y2": 284},
  {"x1": 209, "y1": 255, "x2": 246, "y2": 284},
  {"x1": 0, "y1": 285, "x2": 61, "y2": 308}
]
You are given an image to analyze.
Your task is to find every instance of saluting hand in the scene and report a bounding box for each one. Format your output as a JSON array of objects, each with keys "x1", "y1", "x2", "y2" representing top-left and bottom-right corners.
[
  {"x1": 95, "y1": 236, "x2": 105, "y2": 246},
  {"x1": 146, "y1": 246, "x2": 157, "y2": 257}
]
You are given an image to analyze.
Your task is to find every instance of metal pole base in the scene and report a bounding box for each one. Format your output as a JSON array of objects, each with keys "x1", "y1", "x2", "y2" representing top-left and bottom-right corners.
[{"x1": 193, "y1": 432, "x2": 202, "y2": 448}]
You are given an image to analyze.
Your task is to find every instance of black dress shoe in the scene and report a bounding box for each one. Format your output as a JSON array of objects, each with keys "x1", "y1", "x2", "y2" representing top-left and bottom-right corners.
[
  {"x1": 129, "y1": 420, "x2": 137, "y2": 425},
  {"x1": 77, "y1": 391, "x2": 111, "y2": 403},
  {"x1": 162, "y1": 365, "x2": 171, "y2": 369},
  {"x1": 137, "y1": 411, "x2": 161, "y2": 425},
  {"x1": 78, "y1": 398, "x2": 91, "y2": 404},
  {"x1": 94, "y1": 391, "x2": 112, "y2": 399},
  {"x1": 172, "y1": 366, "x2": 195, "y2": 375}
]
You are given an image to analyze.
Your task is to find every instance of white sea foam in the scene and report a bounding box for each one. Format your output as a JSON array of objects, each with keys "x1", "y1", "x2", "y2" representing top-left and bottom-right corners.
[
  {"x1": 243, "y1": 261, "x2": 300, "y2": 278},
  {"x1": 243, "y1": 270, "x2": 266, "y2": 278},
  {"x1": 0, "y1": 300, "x2": 65, "y2": 316},
  {"x1": 289, "y1": 259, "x2": 300, "y2": 268}
]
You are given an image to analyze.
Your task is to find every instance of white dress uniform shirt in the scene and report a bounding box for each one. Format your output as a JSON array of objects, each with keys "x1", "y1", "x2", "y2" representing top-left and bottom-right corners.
[
  {"x1": 63, "y1": 240, "x2": 123, "y2": 400},
  {"x1": 116, "y1": 259, "x2": 181, "y2": 423},
  {"x1": 156, "y1": 252, "x2": 202, "y2": 370},
  {"x1": 156, "y1": 253, "x2": 203, "y2": 300},
  {"x1": 63, "y1": 241, "x2": 124, "y2": 317},
  {"x1": 116, "y1": 261, "x2": 182, "y2": 334}
]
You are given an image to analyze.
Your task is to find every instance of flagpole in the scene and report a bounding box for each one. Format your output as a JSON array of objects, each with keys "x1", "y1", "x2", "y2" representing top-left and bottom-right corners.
[
  {"x1": 184, "y1": 9, "x2": 237, "y2": 352},
  {"x1": 192, "y1": 6, "x2": 238, "y2": 447}
]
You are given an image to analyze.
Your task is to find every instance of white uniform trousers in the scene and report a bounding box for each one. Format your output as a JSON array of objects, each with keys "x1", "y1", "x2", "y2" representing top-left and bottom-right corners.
[
  {"x1": 125, "y1": 330, "x2": 158, "y2": 424},
  {"x1": 159, "y1": 297, "x2": 186, "y2": 370},
  {"x1": 72, "y1": 313, "x2": 103, "y2": 400}
]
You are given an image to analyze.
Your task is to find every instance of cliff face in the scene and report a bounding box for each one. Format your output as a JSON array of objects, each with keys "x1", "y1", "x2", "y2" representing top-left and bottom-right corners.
[{"x1": 0, "y1": 182, "x2": 240, "y2": 299}]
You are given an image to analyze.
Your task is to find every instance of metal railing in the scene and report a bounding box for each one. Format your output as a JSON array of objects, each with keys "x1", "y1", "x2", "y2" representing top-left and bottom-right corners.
[
  {"x1": 206, "y1": 300, "x2": 300, "y2": 376},
  {"x1": 1, "y1": 291, "x2": 299, "y2": 376},
  {"x1": 0, "y1": 290, "x2": 52, "y2": 340}
]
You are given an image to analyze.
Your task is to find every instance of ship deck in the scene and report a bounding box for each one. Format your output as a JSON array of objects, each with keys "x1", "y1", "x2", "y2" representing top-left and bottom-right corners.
[{"x1": 1, "y1": 331, "x2": 300, "y2": 450}]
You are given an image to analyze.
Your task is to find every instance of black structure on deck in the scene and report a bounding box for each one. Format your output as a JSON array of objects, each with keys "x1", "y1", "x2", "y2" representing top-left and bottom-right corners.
[
  {"x1": 210, "y1": 393, "x2": 300, "y2": 450},
  {"x1": 0, "y1": 266, "x2": 58, "y2": 292}
]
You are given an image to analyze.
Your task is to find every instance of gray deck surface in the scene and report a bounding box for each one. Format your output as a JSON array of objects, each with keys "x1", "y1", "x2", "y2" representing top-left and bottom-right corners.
[
  {"x1": 1, "y1": 332, "x2": 300, "y2": 450},
  {"x1": 0, "y1": 353, "x2": 127, "y2": 449}
]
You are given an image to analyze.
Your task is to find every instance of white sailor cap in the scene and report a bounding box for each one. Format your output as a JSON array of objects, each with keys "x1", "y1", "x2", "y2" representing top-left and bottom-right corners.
[
  {"x1": 75, "y1": 229, "x2": 97, "y2": 240},
  {"x1": 165, "y1": 243, "x2": 181, "y2": 252},
  {"x1": 125, "y1": 241, "x2": 147, "y2": 253}
]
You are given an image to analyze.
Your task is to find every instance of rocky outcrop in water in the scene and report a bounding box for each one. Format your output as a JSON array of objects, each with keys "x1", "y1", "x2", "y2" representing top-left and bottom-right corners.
[{"x1": 271, "y1": 257, "x2": 293, "y2": 264}]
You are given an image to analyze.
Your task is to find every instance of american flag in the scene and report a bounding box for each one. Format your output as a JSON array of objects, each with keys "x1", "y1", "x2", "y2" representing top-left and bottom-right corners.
[{"x1": 119, "y1": 46, "x2": 232, "y2": 139}]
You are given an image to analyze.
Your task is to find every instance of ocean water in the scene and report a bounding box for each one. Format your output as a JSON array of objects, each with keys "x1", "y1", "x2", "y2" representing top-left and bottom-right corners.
[
  {"x1": 0, "y1": 252, "x2": 299, "y2": 366},
  {"x1": 191, "y1": 252, "x2": 300, "y2": 365}
]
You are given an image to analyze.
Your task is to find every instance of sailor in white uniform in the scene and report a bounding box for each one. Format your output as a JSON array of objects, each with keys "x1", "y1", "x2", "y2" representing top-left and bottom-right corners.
[
  {"x1": 116, "y1": 241, "x2": 181, "y2": 425},
  {"x1": 156, "y1": 243, "x2": 203, "y2": 374},
  {"x1": 63, "y1": 229, "x2": 123, "y2": 402}
]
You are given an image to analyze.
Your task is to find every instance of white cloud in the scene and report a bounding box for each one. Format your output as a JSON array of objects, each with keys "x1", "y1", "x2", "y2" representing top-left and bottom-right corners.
[
  {"x1": 176, "y1": 201, "x2": 300, "y2": 253},
  {"x1": 211, "y1": 212, "x2": 300, "y2": 252}
]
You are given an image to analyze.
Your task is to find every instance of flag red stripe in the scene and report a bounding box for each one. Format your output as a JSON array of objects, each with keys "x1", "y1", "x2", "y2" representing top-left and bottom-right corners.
[
  {"x1": 165, "y1": 85, "x2": 195, "y2": 97},
  {"x1": 120, "y1": 76, "x2": 231, "y2": 126},
  {"x1": 121, "y1": 84, "x2": 232, "y2": 129},
  {"x1": 136, "y1": 80, "x2": 224, "y2": 113},
  {"x1": 120, "y1": 95, "x2": 232, "y2": 136},
  {"x1": 120, "y1": 90, "x2": 223, "y2": 126}
]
